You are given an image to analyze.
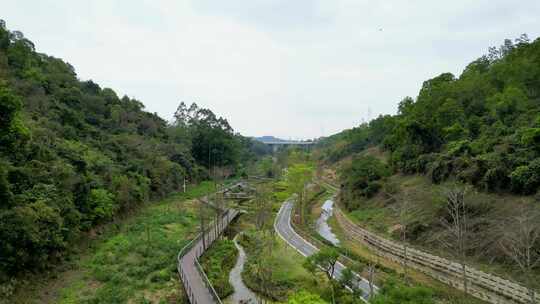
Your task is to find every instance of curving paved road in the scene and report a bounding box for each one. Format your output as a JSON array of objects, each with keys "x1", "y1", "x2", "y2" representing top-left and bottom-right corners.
[{"x1": 274, "y1": 199, "x2": 377, "y2": 301}]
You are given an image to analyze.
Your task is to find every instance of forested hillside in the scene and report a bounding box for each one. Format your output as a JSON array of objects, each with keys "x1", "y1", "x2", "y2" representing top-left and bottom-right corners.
[
  {"x1": 319, "y1": 34, "x2": 540, "y2": 196},
  {"x1": 315, "y1": 35, "x2": 540, "y2": 291},
  {"x1": 0, "y1": 19, "x2": 262, "y2": 283}
]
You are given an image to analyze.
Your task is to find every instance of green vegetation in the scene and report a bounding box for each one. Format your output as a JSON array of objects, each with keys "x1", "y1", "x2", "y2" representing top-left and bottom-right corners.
[
  {"x1": 0, "y1": 19, "x2": 266, "y2": 291},
  {"x1": 7, "y1": 181, "x2": 215, "y2": 304},
  {"x1": 340, "y1": 155, "x2": 391, "y2": 211},
  {"x1": 319, "y1": 34, "x2": 540, "y2": 196},
  {"x1": 286, "y1": 291, "x2": 328, "y2": 304},
  {"x1": 241, "y1": 154, "x2": 472, "y2": 304},
  {"x1": 239, "y1": 230, "x2": 317, "y2": 301},
  {"x1": 252, "y1": 156, "x2": 279, "y2": 178},
  {"x1": 56, "y1": 197, "x2": 194, "y2": 304},
  {"x1": 303, "y1": 248, "x2": 341, "y2": 304},
  {"x1": 315, "y1": 34, "x2": 540, "y2": 296},
  {"x1": 327, "y1": 212, "x2": 485, "y2": 304},
  {"x1": 200, "y1": 239, "x2": 238, "y2": 298},
  {"x1": 371, "y1": 279, "x2": 435, "y2": 304},
  {"x1": 337, "y1": 173, "x2": 540, "y2": 290},
  {"x1": 286, "y1": 162, "x2": 314, "y2": 225},
  {"x1": 293, "y1": 182, "x2": 450, "y2": 304},
  {"x1": 243, "y1": 157, "x2": 363, "y2": 304},
  {"x1": 225, "y1": 171, "x2": 326, "y2": 303}
]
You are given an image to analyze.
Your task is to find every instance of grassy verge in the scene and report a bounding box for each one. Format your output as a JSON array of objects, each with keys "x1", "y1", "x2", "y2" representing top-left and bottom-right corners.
[
  {"x1": 337, "y1": 173, "x2": 540, "y2": 290},
  {"x1": 219, "y1": 179, "x2": 324, "y2": 303},
  {"x1": 239, "y1": 231, "x2": 319, "y2": 302},
  {"x1": 326, "y1": 209, "x2": 485, "y2": 304},
  {"x1": 200, "y1": 239, "x2": 238, "y2": 299},
  {"x1": 238, "y1": 175, "x2": 452, "y2": 304},
  {"x1": 11, "y1": 182, "x2": 216, "y2": 304},
  {"x1": 295, "y1": 180, "x2": 483, "y2": 304}
]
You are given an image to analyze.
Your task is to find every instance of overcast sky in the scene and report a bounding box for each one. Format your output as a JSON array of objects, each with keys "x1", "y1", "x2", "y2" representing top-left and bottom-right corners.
[{"x1": 3, "y1": 1, "x2": 540, "y2": 139}]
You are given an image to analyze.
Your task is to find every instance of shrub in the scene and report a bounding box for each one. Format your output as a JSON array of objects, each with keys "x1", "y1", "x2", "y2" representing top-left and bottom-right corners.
[
  {"x1": 200, "y1": 239, "x2": 238, "y2": 298},
  {"x1": 287, "y1": 290, "x2": 328, "y2": 304},
  {"x1": 413, "y1": 153, "x2": 437, "y2": 174},
  {"x1": 446, "y1": 140, "x2": 472, "y2": 156},
  {"x1": 428, "y1": 157, "x2": 451, "y2": 184},
  {"x1": 381, "y1": 180, "x2": 399, "y2": 202},
  {"x1": 371, "y1": 278, "x2": 435, "y2": 304},
  {"x1": 364, "y1": 181, "x2": 382, "y2": 198},
  {"x1": 521, "y1": 127, "x2": 540, "y2": 151},
  {"x1": 340, "y1": 155, "x2": 390, "y2": 206},
  {"x1": 88, "y1": 188, "x2": 117, "y2": 223},
  {"x1": 0, "y1": 201, "x2": 66, "y2": 273},
  {"x1": 509, "y1": 159, "x2": 540, "y2": 194},
  {"x1": 483, "y1": 168, "x2": 506, "y2": 191}
]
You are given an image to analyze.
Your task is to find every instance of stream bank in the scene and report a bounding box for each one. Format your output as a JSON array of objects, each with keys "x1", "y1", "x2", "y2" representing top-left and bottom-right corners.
[
  {"x1": 316, "y1": 198, "x2": 340, "y2": 246},
  {"x1": 225, "y1": 234, "x2": 259, "y2": 304}
]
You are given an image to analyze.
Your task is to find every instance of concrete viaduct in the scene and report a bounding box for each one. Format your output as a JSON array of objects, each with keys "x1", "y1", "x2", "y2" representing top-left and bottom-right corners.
[{"x1": 263, "y1": 141, "x2": 315, "y2": 152}]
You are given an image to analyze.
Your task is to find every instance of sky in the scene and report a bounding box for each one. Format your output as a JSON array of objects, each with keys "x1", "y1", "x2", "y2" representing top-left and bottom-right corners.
[{"x1": 3, "y1": 1, "x2": 540, "y2": 139}]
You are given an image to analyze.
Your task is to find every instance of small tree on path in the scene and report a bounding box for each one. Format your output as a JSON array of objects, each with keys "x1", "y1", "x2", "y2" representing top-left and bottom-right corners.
[{"x1": 303, "y1": 248, "x2": 340, "y2": 304}]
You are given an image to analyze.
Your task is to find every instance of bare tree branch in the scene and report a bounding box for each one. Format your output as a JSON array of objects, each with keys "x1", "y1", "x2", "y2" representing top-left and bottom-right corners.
[{"x1": 499, "y1": 205, "x2": 540, "y2": 304}]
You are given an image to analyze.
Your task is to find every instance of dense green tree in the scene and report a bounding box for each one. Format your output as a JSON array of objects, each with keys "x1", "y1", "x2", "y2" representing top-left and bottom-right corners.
[
  {"x1": 303, "y1": 248, "x2": 340, "y2": 304},
  {"x1": 0, "y1": 81, "x2": 28, "y2": 150},
  {"x1": 0, "y1": 20, "x2": 262, "y2": 282},
  {"x1": 0, "y1": 201, "x2": 66, "y2": 273},
  {"x1": 340, "y1": 155, "x2": 390, "y2": 209},
  {"x1": 320, "y1": 34, "x2": 540, "y2": 196},
  {"x1": 87, "y1": 188, "x2": 116, "y2": 223},
  {"x1": 287, "y1": 291, "x2": 328, "y2": 304},
  {"x1": 170, "y1": 101, "x2": 261, "y2": 172},
  {"x1": 286, "y1": 163, "x2": 313, "y2": 224}
]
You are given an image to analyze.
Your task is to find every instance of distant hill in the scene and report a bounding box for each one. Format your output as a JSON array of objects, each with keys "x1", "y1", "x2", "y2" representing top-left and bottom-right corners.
[{"x1": 254, "y1": 136, "x2": 288, "y2": 143}]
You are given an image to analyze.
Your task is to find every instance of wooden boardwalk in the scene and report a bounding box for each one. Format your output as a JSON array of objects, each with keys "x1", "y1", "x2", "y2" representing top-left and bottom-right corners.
[
  {"x1": 178, "y1": 183, "x2": 247, "y2": 304},
  {"x1": 178, "y1": 209, "x2": 240, "y2": 304}
]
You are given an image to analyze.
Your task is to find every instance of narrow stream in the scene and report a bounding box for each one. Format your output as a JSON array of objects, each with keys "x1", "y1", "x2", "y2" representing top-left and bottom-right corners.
[
  {"x1": 316, "y1": 199, "x2": 340, "y2": 246},
  {"x1": 227, "y1": 234, "x2": 259, "y2": 304}
]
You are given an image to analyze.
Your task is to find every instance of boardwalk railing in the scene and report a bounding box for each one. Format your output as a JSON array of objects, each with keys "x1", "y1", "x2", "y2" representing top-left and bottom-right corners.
[
  {"x1": 196, "y1": 256, "x2": 223, "y2": 304},
  {"x1": 318, "y1": 179, "x2": 538, "y2": 304},
  {"x1": 178, "y1": 209, "x2": 239, "y2": 304},
  {"x1": 177, "y1": 184, "x2": 245, "y2": 304},
  {"x1": 335, "y1": 209, "x2": 540, "y2": 304}
]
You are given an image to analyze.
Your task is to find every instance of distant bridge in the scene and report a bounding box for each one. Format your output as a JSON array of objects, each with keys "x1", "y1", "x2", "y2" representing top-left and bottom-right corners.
[{"x1": 262, "y1": 141, "x2": 316, "y2": 152}]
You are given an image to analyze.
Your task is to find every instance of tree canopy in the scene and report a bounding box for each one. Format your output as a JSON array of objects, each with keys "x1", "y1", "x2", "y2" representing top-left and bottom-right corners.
[
  {"x1": 319, "y1": 34, "x2": 540, "y2": 196},
  {"x1": 0, "y1": 20, "x2": 265, "y2": 281}
]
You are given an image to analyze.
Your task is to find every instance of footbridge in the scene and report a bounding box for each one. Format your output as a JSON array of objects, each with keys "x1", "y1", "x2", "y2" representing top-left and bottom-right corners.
[{"x1": 177, "y1": 183, "x2": 248, "y2": 304}]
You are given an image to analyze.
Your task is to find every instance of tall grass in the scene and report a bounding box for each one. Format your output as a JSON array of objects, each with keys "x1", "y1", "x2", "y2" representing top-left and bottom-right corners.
[{"x1": 57, "y1": 182, "x2": 216, "y2": 304}]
